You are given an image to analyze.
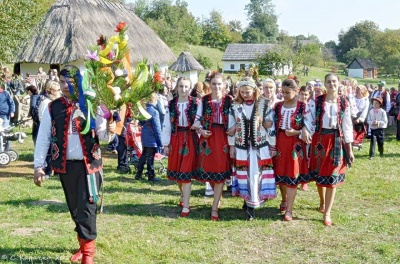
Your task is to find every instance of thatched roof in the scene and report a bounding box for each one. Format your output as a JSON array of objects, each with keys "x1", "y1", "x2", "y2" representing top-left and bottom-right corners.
[
  {"x1": 14, "y1": 0, "x2": 176, "y2": 65},
  {"x1": 222, "y1": 44, "x2": 276, "y2": 61},
  {"x1": 169, "y1": 52, "x2": 204, "y2": 72},
  {"x1": 347, "y1": 58, "x2": 377, "y2": 69}
]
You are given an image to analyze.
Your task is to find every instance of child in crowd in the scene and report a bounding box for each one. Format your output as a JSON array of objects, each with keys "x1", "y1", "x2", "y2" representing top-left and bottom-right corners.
[
  {"x1": 367, "y1": 97, "x2": 388, "y2": 159},
  {"x1": 135, "y1": 93, "x2": 163, "y2": 181}
]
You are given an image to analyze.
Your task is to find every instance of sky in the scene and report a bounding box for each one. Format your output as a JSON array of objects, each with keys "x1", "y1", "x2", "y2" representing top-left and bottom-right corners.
[{"x1": 182, "y1": 0, "x2": 400, "y2": 43}]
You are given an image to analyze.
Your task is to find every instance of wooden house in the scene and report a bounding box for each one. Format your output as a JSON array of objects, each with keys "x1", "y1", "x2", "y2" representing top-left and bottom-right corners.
[
  {"x1": 221, "y1": 44, "x2": 292, "y2": 75},
  {"x1": 347, "y1": 58, "x2": 378, "y2": 79}
]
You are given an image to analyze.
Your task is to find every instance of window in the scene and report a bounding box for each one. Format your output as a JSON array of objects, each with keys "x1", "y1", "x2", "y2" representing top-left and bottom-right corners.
[
  {"x1": 230, "y1": 64, "x2": 234, "y2": 70},
  {"x1": 240, "y1": 64, "x2": 245, "y2": 70}
]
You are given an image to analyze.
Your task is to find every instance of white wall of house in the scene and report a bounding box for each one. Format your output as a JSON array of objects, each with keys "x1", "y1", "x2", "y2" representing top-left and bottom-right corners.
[
  {"x1": 348, "y1": 69, "x2": 363, "y2": 78},
  {"x1": 223, "y1": 61, "x2": 253, "y2": 72},
  {"x1": 172, "y1": 70, "x2": 198, "y2": 87},
  {"x1": 223, "y1": 61, "x2": 292, "y2": 76}
]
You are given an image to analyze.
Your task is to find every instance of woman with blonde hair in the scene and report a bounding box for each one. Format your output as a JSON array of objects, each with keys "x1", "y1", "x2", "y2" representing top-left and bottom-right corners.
[
  {"x1": 38, "y1": 81, "x2": 62, "y2": 121},
  {"x1": 228, "y1": 77, "x2": 276, "y2": 220}
]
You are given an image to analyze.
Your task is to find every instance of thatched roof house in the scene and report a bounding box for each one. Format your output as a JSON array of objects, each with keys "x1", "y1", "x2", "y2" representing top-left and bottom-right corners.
[
  {"x1": 169, "y1": 52, "x2": 204, "y2": 72},
  {"x1": 13, "y1": 0, "x2": 176, "y2": 75},
  {"x1": 222, "y1": 43, "x2": 291, "y2": 75},
  {"x1": 169, "y1": 52, "x2": 204, "y2": 86}
]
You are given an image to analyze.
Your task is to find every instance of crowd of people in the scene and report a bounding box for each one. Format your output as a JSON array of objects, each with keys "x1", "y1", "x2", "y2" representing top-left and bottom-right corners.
[{"x1": 1, "y1": 64, "x2": 400, "y2": 263}]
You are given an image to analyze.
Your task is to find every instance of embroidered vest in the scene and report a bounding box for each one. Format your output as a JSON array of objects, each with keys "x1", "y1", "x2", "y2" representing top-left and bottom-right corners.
[
  {"x1": 232, "y1": 97, "x2": 275, "y2": 149},
  {"x1": 315, "y1": 95, "x2": 347, "y2": 136},
  {"x1": 274, "y1": 101, "x2": 306, "y2": 131},
  {"x1": 168, "y1": 96, "x2": 198, "y2": 134},
  {"x1": 201, "y1": 94, "x2": 232, "y2": 130},
  {"x1": 49, "y1": 97, "x2": 102, "y2": 174}
]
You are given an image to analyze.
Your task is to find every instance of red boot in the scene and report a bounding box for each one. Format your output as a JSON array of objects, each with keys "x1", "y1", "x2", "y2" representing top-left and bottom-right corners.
[
  {"x1": 80, "y1": 239, "x2": 96, "y2": 264},
  {"x1": 70, "y1": 235, "x2": 83, "y2": 263}
]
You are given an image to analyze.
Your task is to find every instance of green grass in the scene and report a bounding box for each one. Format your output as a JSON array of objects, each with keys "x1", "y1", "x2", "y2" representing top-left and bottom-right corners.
[{"x1": 0, "y1": 124, "x2": 399, "y2": 263}]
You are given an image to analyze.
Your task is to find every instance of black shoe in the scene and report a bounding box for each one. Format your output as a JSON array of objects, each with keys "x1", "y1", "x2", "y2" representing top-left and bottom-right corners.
[
  {"x1": 117, "y1": 165, "x2": 131, "y2": 173},
  {"x1": 246, "y1": 207, "x2": 255, "y2": 221},
  {"x1": 148, "y1": 177, "x2": 161, "y2": 182}
]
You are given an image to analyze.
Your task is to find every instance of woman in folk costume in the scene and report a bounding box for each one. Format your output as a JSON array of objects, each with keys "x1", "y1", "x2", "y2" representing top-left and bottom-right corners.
[
  {"x1": 191, "y1": 72, "x2": 233, "y2": 221},
  {"x1": 228, "y1": 77, "x2": 276, "y2": 220},
  {"x1": 352, "y1": 85, "x2": 370, "y2": 150},
  {"x1": 273, "y1": 78, "x2": 310, "y2": 221},
  {"x1": 303, "y1": 73, "x2": 355, "y2": 226},
  {"x1": 162, "y1": 77, "x2": 199, "y2": 217},
  {"x1": 33, "y1": 65, "x2": 114, "y2": 263}
]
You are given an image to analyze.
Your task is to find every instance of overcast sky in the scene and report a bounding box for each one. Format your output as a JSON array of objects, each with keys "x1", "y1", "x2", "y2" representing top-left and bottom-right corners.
[{"x1": 161, "y1": 0, "x2": 400, "y2": 43}]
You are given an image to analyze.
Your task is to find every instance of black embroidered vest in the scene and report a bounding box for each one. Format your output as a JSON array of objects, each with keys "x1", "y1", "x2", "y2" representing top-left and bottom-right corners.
[
  {"x1": 201, "y1": 94, "x2": 232, "y2": 130},
  {"x1": 274, "y1": 101, "x2": 306, "y2": 131},
  {"x1": 315, "y1": 95, "x2": 347, "y2": 136},
  {"x1": 49, "y1": 97, "x2": 102, "y2": 174},
  {"x1": 168, "y1": 96, "x2": 198, "y2": 134}
]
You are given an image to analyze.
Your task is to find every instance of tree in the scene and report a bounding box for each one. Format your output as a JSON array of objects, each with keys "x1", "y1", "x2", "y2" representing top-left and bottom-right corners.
[
  {"x1": 195, "y1": 54, "x2": 212, "y2": 70},
  {"x1": 201, "y1": 10, "x2": 231, "y2": 50},
  {"x1": 245, "y1": 0, "x2": 279, "y2": 43},
  {"x1": 337, "y1": 20, "x2": 380, "y2": 62},
  {"x1": 257, "y1": 46, "x2": 291, "y2": 79},
  {"x1": 242, "y1": 28, "x2": 265, "y2": 43},
  {"x1": 136, "y1": 0, "x2": 202, "y2": 46},
  {"x1": 0, "y1": 0, "x2": 54, "y2": 63},
  {"x1": 343, "y1": 48, "x2": 371, "y2": 64},
  {"x1": 369, "y1": 29, "x2": 400, "y2": 75}
]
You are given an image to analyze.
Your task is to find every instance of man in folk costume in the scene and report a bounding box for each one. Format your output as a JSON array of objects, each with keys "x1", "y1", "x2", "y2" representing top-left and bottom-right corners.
[{"x1": 34, "y1": 65, "x2": 115, "y2": 264}]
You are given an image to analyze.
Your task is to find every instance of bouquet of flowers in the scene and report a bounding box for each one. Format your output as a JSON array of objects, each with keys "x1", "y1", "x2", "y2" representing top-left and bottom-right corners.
[{"x1": 83, "y1": 22, "x2": 163, "y2": 121}]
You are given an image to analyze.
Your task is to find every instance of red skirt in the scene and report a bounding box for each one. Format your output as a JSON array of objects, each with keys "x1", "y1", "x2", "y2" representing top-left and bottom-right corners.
[
  {"x1": 273, "y1": 130, "x2": 309, "y2": 188},
  {"x1": 309, "y1": 131, "x2": 346, "y2": 188},
  {"x1": 167, "y1": 128, "x2": 198, "y2": 183},
  {"x1": 352, "y1": 123, "x2": 366, "y2": 146},
  {"x1": 196, "y1": 124, "x2": 231, "y2": 183}
]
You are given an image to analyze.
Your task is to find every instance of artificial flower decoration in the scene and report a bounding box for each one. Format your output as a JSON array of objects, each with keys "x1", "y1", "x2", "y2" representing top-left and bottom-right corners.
[
  {"x1": 115, "y1": 22, "x2": 127, "y2": 33},
  {"x1": 83, "y1": 22, "x2": 159, "y2": 123},
  {"x1": 86, "y1": 50, "x2": 99, "y2": 61}
]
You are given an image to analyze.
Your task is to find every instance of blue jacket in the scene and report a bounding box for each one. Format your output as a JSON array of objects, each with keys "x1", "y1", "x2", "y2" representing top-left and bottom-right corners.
[
  {"x1": 139, "y1": 103, "x2": 162, "y2": 148},
  {"x1": 0, "y1": 90, "x2": 15, "y2": 116}
]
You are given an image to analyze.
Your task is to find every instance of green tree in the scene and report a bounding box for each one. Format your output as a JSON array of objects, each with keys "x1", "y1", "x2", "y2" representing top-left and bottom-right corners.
[
  {"x1": 137, "y1": 0, "x2": 202, "y2": 46},
  {"x1": 337, "y1": 20, "x2": 380, "y2": 62},
  {"x1": 0, "y1": 0, "x2": 54, "y2": 63},
  {"x1": 257, "y1": 45, "x2": 291, "y2": 79},
  {"x1": 244, "y1": 0, "x2": 279, "y2": 43},
  {"x1": 201, "y1": 10, "x2": 231, "y2": 50},
  {"x1": 195, "y1": 54, "x2": 212, "y2": 70},
  {"x1": 343, "y1": 47, "x2": 371, "y2": 64},
  {"x1": 369, "y1": 29, "x2": 400, "y2": 75},
  {"x1": 242, "y1": 28, "x2": 265, "y2": 43}
]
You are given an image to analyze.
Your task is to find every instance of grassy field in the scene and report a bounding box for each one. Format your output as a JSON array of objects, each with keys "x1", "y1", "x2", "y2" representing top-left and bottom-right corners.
[{"x1": 0, "y1": 122, "x2": 399, "y2": 263}]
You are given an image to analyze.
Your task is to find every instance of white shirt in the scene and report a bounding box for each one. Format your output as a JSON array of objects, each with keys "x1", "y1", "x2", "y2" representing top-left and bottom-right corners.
[
  {"x1": 354, "y1": 96, "x2": 370, "y2": 122},
  {"x1": 162, "y1": 101, "x2": 189, "y2": 146},
  {"x1": 304, "y1": 100, "x2": 353, "y2": 143}
]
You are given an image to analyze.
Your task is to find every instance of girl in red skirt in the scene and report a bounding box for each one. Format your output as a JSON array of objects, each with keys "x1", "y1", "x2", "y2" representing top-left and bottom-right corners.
[
  {"x1": 303, "y1": 73, "x2": 355, "y2": 226},
  {"x1": 273, "y1": 78, "x2": 310, "y2": 221},
  {"x1": 162, "y1": 77, "x2": 199, "y2": 217},
  {"x1": 192, "y1": 72, "x2": 233, "y2": 221}
]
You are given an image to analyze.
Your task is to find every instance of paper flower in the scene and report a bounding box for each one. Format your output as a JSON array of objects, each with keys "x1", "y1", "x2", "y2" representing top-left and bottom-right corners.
[
  {"x1": 115, "y1": 22, "x2": 127, "y2": 32},
  {"x1": 86, "y1": 50, "x2": 99, "y2": 61}
]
